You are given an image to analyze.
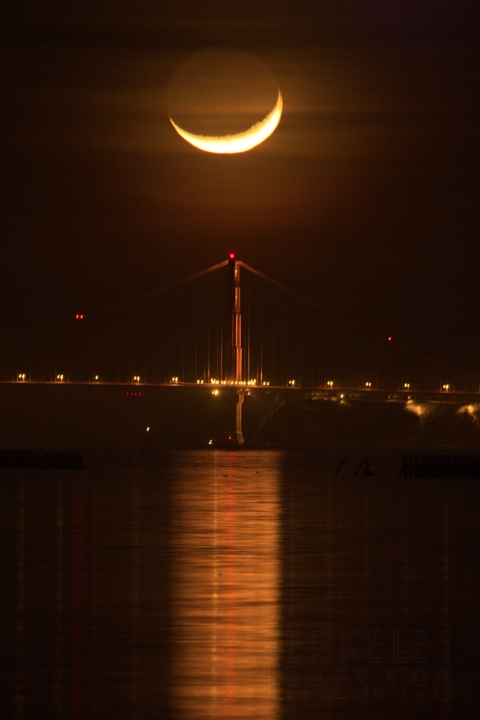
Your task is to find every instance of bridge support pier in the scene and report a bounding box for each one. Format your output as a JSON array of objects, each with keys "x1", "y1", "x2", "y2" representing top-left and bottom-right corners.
[{"x1": 236, "y1": 390, "x2": 245, "y2": 444}]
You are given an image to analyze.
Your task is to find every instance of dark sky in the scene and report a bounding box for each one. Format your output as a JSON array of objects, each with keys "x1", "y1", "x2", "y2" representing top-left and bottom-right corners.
[{"x1": 2, "y1": 1, "x2": 479, "y2": 382}]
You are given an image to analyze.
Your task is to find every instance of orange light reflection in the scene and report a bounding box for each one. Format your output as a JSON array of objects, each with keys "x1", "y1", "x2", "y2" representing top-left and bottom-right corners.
[{"x1": 171, "y1": 452, "x2": 280, "y2": 719}]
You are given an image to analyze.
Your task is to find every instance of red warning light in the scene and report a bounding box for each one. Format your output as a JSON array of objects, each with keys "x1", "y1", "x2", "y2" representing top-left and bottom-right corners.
[
  {"x1": 388, "y1": 336, "x2": 392, "y2": 342},
  {"x1": 75, "y1": 314, "x2": 84, "y2": 320},
  {"x1": 228, "y1": 252, "x2": 236, "y2": 260}
]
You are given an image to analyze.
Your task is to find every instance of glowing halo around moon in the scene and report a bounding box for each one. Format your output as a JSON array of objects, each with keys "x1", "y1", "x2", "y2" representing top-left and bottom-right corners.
[{"x1": 169, "y1": 89, "x2": 283, "y2": 154}]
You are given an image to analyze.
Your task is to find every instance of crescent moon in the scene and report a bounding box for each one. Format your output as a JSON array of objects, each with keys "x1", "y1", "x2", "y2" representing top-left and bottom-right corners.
[{"x1": 169, "y1": 89, "x2": 283, "y2": 154}]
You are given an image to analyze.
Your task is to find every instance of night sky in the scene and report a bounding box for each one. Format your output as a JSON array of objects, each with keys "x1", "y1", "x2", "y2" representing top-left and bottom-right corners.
[{"x1": 2, "y1": 1, "x2": 479, "y2": 383}]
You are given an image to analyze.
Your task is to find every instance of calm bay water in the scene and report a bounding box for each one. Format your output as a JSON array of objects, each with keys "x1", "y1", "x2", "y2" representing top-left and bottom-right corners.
[{"x1": 1, "y1": 449, "x2": 479, "y2": 719}]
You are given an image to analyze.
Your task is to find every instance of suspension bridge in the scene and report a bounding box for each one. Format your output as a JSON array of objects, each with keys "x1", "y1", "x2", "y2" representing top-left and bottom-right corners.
[
  {"x1": 2, "y1": 252, "x2": 479, "y2": 391},
  {"x1": 1, "y1": 253, "x2": 479, "y2": 448}
]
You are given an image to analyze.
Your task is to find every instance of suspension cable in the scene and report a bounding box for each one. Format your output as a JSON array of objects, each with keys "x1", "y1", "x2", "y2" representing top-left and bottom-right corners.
[
  {"x1": 239, "y1": 261, "x2": 322, "y2": 308},
  {"x1": 239, "y1": 260, "x2": 480, "y2": 384},
  {"x1": 89, "y1": 260, "x2": 228, "y2": 318},
  {"x1": 0, "y1": 260, "x2": 229, "y2": 344}
]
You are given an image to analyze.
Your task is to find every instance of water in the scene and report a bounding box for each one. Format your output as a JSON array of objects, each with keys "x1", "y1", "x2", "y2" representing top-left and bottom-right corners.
[{"x1": 1, "y1": 449, "x2": 479, "y2": 719}]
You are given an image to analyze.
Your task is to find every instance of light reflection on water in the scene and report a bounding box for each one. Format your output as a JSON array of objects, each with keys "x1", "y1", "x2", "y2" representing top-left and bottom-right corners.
[
  {"x1": 170, "y1": 451, "x2": 280, "y2": 719},
  {"x1": 1, "y1": 449, "x2": 480, "y2": 720}
]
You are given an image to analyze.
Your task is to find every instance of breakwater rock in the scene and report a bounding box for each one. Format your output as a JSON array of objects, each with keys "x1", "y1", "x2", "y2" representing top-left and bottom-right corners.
[
  {"x1": 0, "y1": 448, "x2": 84, "y2": 469},
  {"x1": 399, "y1": 453, "x2": 480, "y2": 478}
]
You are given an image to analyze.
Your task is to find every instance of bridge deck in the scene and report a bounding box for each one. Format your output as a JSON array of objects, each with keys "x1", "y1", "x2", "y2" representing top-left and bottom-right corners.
[{"x1": 2, "y1": 380, "x2": 479, "y2": 405}]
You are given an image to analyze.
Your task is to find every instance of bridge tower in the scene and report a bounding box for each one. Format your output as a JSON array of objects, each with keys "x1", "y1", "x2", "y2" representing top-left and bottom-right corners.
[
  {"x1": 226, "y1": 252, "x2": 242, "y2": 382},
  {"x1": 226, "y1": 252, "x2": 244, "y2": 444}
]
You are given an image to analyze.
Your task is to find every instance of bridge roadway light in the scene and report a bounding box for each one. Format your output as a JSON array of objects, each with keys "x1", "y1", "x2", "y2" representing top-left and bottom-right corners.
[
  {"x1": 18, "y1": 373, "x2": 26, "y2": 381},
  {"x1": 442, "y1": 383, "x2": 450, "y2": 392},
  {"x1": 56, "y1": 374, "x2": 64, "y2": 382},
  {"x1": 133, "y1": 375, "x2": 141, "y2": 383},
  {"x1": 288, "y1": 379, "x2": 296, "y2": 387},
  {"x1": 326, "y1": 380, "x2": 334, "y2": 388},
  {"x1": 403, "y1": 382, "x2": 411, "y2": 390},
  {"x1": 365, "y1": 381, "x2": 372, "y2": 389}
]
